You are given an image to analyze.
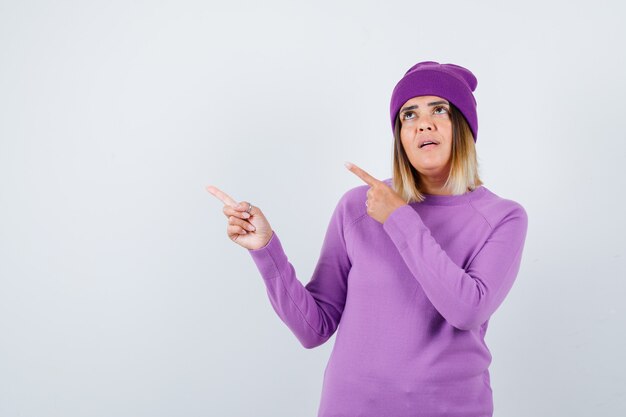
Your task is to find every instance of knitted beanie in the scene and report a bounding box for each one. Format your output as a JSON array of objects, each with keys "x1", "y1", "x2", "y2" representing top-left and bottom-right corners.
[{"x1": 389, "y1": 61, "x2": 479, "y2": 142}]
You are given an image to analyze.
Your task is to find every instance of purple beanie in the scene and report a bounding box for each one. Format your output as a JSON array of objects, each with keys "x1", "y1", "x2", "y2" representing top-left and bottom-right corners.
[{"x1": 389, "y1": 61, "x2": 479, "y2": 142}]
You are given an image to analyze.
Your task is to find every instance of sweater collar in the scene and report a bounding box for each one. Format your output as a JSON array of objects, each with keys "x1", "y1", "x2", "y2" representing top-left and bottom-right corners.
[
  {"x1": 416, "y1": 186, "x2": 486, "y2": 206},
  {"x1": 383, "y1": 178, "x2": 487, "y2": 206}
]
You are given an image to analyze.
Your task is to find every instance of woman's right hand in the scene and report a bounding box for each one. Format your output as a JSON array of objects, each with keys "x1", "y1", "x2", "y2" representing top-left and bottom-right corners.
[{"x1": 205, "y1": 185, "x2": 274, "y2": 251}]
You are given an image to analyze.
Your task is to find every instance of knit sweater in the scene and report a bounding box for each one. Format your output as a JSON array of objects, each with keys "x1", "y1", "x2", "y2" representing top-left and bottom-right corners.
[{"x1": 247, "y1": 178, "x2": 528, "y2": 417}]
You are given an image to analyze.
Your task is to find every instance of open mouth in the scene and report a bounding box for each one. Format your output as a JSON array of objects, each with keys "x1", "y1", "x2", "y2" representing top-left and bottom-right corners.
[{"x1": 419, "y1": 141, "x2": 438, "y2": 149}]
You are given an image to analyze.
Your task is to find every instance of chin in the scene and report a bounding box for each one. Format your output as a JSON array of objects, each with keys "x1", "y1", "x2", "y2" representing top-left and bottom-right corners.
[
  {"x1": 416, "y1": 160, "x2": 446, "y2": 169},
  {"x1": 415, "y1": 162, "x2": 449, "y2": 174}
]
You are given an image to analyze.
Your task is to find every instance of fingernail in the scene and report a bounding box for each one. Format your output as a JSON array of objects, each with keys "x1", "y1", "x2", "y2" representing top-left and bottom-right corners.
[{"x1": 344, "y1": 161, "x2": 353, "y2": 169}]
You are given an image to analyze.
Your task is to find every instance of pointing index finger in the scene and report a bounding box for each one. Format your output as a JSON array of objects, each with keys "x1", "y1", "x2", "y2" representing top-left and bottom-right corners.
[
  {"x1": 206, "y1": 185, "x2": 238, "y2": 207},
  {"x1": 345, "y1": 162, "x2": 379, "y2": 186}
]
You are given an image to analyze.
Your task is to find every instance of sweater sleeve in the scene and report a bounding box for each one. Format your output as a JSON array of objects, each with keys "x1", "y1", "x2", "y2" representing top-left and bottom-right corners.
[
  {"x1": 247, "y1": 193, "x2": 352, "y2": 348},
  {"x1": 382, "y1": 203, "x2": 528, "y2": 331}
]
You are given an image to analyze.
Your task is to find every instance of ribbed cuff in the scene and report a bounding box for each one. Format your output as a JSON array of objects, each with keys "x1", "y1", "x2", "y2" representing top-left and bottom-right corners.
[
  {"x1": 382, "y1": 204, "x2": 423, "y2": 252},
  {"x1": 247, "y1": 231, "x2": 288, "y2": 281}
]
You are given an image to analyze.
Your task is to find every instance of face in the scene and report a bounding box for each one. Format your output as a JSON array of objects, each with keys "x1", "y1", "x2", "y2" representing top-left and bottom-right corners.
[{"x1": 398, "y1": 95, "x2": 453, "y2": 179}]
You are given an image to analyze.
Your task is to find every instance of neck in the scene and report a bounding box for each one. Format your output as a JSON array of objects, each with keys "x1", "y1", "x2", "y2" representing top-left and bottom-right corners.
[{"x1": 419, "y1": 172, "x2": 452, "y2": 195}]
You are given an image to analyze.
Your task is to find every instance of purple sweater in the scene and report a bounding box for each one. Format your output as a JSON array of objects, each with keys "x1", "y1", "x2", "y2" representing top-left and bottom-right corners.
[{"x1": 248, "y1": 178, "x2": 528, "y2": 417}]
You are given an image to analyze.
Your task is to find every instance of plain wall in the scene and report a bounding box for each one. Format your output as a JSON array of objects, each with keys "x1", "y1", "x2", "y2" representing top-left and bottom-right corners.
[{"x1": 1, "y1": 0, "x2": 625, "y2": 416}]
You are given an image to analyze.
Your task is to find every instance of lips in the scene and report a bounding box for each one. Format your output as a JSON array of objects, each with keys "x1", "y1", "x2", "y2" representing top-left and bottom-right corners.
[{"x1": 418, "y1": 139, "x2": 440, "y2": 149}]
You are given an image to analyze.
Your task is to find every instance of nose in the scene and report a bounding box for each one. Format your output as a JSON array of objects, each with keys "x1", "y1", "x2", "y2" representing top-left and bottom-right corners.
[
  {"x1": 418, "y1": 114, "x2": 434, "y2": 131},
  {"x1": 418, "y1": 121, "x2": 434, "y2": 131}
]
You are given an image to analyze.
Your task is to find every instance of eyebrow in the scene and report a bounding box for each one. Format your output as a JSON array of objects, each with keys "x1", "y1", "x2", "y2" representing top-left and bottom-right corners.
[{"x1": 399, "y1": 100, "x2": 449, "y2": 114}]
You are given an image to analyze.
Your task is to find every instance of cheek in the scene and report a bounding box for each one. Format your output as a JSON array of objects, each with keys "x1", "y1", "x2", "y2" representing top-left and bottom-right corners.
[
  {"x1": 400, "y1": 136, "x2": 414, "y2": 155},
  {"x1": 400, "y1": 125, "x2": 416, "y2": 144},
  {"x1": 399, "y1": 126, "x2": 407, "y2": 141},
  {"x1": 441, "y1": 121, "x2": 453, "y2": 138}
]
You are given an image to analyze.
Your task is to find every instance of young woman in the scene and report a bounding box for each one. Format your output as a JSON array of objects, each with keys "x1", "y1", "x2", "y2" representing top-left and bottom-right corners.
[{"x1": 207, "y1": 61, "x2": 529, "y2": 417}]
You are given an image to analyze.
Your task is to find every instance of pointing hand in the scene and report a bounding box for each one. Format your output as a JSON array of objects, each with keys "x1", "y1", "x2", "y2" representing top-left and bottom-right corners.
[
  {"x1": 206, "y1": 185, "x2": 274, "y2": 250},
  {"x1": 344, "y1": 162, "x2": 407, "y2": 224}
]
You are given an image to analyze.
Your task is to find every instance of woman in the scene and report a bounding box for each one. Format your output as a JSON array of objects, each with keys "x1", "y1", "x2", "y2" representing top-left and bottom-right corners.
[{"x1": 207, "y1": 61, "x2": 528, "y2": 417}]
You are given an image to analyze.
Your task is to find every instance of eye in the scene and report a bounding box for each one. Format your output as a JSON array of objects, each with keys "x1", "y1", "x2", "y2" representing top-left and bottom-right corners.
[
  {"x1": 401, "y1": 111, "x2": 415, "y2": 121},
  {"x1": 434, "y1": 106, "x2": 448, "y2": 114}
]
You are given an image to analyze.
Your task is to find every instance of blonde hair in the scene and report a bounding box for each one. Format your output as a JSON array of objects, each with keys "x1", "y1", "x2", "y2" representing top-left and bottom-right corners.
[{"x1": 391, "y1": 103, "x2": 483, "y2": 203}]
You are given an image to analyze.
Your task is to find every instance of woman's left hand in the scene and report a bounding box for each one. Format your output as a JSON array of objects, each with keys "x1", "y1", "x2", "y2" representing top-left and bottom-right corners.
[{"x1": 345, "y1": 161, "x2": 408, "y2": 224}]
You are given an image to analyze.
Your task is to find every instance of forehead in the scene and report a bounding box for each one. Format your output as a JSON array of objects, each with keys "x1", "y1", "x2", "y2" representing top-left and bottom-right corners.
[{"x1": 402, "y1": 95, "x2": 448, "y2": 107}]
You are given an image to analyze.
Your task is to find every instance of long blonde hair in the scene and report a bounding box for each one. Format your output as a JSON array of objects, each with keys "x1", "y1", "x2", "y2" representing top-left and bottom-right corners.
[{"x1": 391, "y1": 102, "x2": 483, "y2": 203}]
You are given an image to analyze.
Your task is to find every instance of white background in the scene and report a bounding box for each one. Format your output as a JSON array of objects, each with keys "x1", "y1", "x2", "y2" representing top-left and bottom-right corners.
[{"x1": 1, "y1": 0, "x2": 625, "y2": 416}]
